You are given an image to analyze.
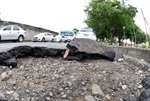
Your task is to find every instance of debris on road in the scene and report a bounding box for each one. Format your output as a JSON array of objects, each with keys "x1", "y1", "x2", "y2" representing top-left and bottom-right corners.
[
  {"x1": 0, "y1": 38, "x2": 124, "y2": 67},
  {"x1": 0, "y1": 38, "x2": 150, "y2": 100}
]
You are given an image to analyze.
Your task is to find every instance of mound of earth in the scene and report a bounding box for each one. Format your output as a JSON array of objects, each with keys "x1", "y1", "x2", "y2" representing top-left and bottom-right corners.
[
  {"x1": 0, "y1": 55, "x2": 150, "y2": 101},
  {"x1": 0, "y1": 39, "x2": 150, "y2": 100}
]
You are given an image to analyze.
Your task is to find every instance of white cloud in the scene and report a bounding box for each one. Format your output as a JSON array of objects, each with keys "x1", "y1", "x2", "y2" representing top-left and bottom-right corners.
[
  {"x1": 127, "y1": 0, "x2": 150, "y2": 34},
  {"x1": 0, "y1": 0, "x2": 149, "y2": 34},
  {"x1": 0, "y1": 0, "x2": 90, "y2": 32}
]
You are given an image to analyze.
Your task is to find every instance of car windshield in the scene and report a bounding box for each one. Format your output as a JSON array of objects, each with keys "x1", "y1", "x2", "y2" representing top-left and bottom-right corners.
[
  {"x1": 38, "y1": 33, "x2": 45, "y2": 36},
  {"x1": 80, "y1": 28, "x2": 93, "y2": 32},
  {"x1": 60, "y1": 32, "x2": 73, "y2": 36}
]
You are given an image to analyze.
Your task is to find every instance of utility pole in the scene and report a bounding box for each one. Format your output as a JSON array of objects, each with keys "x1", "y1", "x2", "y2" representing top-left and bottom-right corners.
[
  {"x1": 141, "y1": 9, "x2": 149, "y2": 48},
  {"x1": 0, "y1": 12, "x2": 1, "y2": 21},
  {"x1": 132, "y1": 20, "x2": 136, "y2": 47}
]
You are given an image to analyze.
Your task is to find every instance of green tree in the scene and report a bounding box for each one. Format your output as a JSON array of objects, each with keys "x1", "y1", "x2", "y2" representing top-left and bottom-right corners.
[
  {"x1": 133, "y1": 25, "x2": 146, "y2": 44},
  {"x1": 73, "y1": 28, "x2": 79, "y2": 34},
  {"x1": 84, "y1": 0, "x2": 138, "y2": 45}
]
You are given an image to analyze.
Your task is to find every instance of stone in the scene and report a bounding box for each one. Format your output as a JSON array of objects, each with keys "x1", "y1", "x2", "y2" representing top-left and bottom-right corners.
[
  {"x1": 142, "y1": 76, "x2": 150, "y2": 89},
  {"x1": 20, "y1": 65, "x2": 25, "y2": 69},
  {"x1": 21, "y1": 98, "x2": 26, "y2": 101},
  {"x1": 85, "y1": 95, "x2": 96, "y2": 101},
  {"x1": 114, "y1": 51, "x2": 123, "y2": 61},
  {"x1": 139, "y1": 88, "x2": 150, "y2": 101},
  {"x1": 12, "y1": 92, "x2": 19, "y2": 99},
  {"x1": 2, "y1": 66, "x2": 7, "y2": 69},
  {"x1": 105, "y1": 94, "x2": 111, "y2": 100},
  {"x1": 61, "y1": 94, "x2": 67, "y2": 98},
  {"x1": 91, "y1": 84, "x2": 104, "y2": 95},
  {"x1": 6, "y1": 91, "x2": 14, "y2": 95},
  {"x1": 8, "y1": 70, "x2": 13, "y2": 76},
  {"x1": 139, "y1": 70, "x2": 143, "y2": 73},
  {"x1": 1, "y1": 72, "x2": 9, "y2": 81},
  {"x1": 67, "y1": 81, "x2": 72, "y2": 87},
  {"x1": 148, "y1": 68, "x2": 150, "y2": 72},
  {"x1": 0, "y1": 38, "x2": 125, "y2": 67},
  {"x1": 49, "y1": 92, "x2": 53, "y2": 97},
  {"x1": 67, "y1": 38, "x2": 104, "y2": 54},
  {"x1": 25, "y1": 89, "x2": 30, "y2": 93},
  {"x1": 123, "y1": 94, "x2": 136, "y2": 101},
  {"x1": 122, "y1": 85, "x2": 127, "y2": 90},
  {"x1": 3, "y1": 57, "x2": 17, "y2": 67},
  {"x1": 46, "y1": 97, "x2": 51, "y2": 100},
  {"x1": 8, "y1": 78, "x2": 17, "y2": 85},
  {"x1": 0, "y1": 91, "x2": 6, "y2": 100},
  {"x1": 138, "y1": 85, "x2": 143, "y2": 89},
  {"x1": 103, "y1": 51, "x2": 115, "y2": 61}
]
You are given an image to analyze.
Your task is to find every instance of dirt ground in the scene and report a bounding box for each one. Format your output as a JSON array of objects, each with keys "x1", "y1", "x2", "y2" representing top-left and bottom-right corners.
[{"x1": 0, "y1": 55, "x2": 150, "y2": 101}]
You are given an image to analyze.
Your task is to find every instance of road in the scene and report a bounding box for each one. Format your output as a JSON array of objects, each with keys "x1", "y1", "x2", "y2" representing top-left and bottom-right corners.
[{"x1": 0, "y1": 42, "x2": 67, "y2": 52}]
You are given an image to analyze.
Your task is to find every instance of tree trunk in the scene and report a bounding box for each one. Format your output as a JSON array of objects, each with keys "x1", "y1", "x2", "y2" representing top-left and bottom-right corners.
[
  {"x1": 118, "y1": 37, "x2": 121, "y2": 46},
  {"x1": 110, "y1": 28, "x2": 114, "y2": 45}
]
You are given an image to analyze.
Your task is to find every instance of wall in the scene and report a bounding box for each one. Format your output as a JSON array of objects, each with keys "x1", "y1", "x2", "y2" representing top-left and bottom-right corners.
[
  {"x1": 105, "y1": 46, "x2": 150, "y2": 63},
  {"x1": 0, "y1": 20, "x2": 58, "y2": 40}
]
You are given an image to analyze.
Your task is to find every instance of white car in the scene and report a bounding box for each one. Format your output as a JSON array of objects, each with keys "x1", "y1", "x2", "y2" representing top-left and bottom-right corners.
[
  {"x1": 59, "y1": 30, "x2": 75, "y2": 42},
  {"x1": 0, "y1": 25, "x2": 26, "y2": 42},
  {"x1": 53, "y1": 30, "x2": 75, "y2": 43},
  {"x1": 76, "y1": 28, "x2": 97, "y2": 41},
  {"x1": 32, "y1": 32, "x2": 54, "y2": 42},
  {"x1": 53, "y1": 35, "x2": 67, "y2": 42}
]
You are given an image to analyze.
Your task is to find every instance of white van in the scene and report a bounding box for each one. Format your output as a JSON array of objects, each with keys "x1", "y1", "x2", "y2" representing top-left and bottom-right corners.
[
  {"x1": 53, "y1": 30, "x2": 75, "y2": 42},
  {"x1": 76, "y1": 27, "x2": 97, "y2": 41}
]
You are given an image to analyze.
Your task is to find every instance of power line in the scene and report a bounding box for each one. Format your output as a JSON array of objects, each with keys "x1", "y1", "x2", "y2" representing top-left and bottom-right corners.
[{"x1": 141, "y1": 8, "x2": 149, "y2": 47}]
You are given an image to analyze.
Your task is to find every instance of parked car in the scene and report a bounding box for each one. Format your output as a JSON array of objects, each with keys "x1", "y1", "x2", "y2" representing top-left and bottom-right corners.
[
  {"x1": 53, "y1": 35, "x2": 67, "y2": 42},
  {"x1": 75, "y1": 27, "x2": 97, "y2": 41},
  {"x1": 53, "y1": 30, "x2": 75, "y2": 42},
  {"x1": 0, "y1": 25, "x2": 26, "y2": 42},
  {"x1": 32, "y1": 32, "x2": 54, "y2": 42}
]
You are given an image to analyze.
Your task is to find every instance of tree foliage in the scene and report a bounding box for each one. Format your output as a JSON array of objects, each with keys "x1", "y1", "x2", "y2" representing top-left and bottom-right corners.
[
  {"x1": 84, "y1": 0, "x2": 139, "y2": 45},
  {"x1": 73, "y1": 28, "x2": 79, "y2": 34},
  {"x1": 134, "y1": 25, "x2": 146, "y2": 43}
]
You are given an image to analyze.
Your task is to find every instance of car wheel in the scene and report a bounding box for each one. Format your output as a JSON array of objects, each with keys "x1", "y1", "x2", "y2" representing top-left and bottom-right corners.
[
  {"x1": 12, "y1": 40, "x2": 17, "y2": 42},
  {"x1": 51, "y1": 38, "x2": 54, "y2": 42},
  {"x1": 59, "y1": 39, "x2": 62, "y2": 43},
  {"x1": 18, "y1": 36, "x2": 24, "y2": 42},
  {"x1": 42, "y1": 38, "x2": 45, "y2": 42},
  {"x1": 64, "y1": 40, "x2": 67, "y2": 43}
]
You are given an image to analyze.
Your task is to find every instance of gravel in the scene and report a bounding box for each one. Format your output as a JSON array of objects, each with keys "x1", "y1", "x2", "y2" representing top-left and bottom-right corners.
[{"x1": 0, "y1": 55, "x2": 150, "y2": 101}]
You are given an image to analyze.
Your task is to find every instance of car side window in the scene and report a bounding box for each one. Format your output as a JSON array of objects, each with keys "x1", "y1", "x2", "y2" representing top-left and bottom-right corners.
[
  {"x1": 3, "y1": 25, "x2": 12, "y2": 31},
  {"x1": 61, "y1": 32, "x2": 65, "y2": 36},
  {"x1": 69, "y1": 32, "x2": 73, "y2": 36},
  {"x1": 47, "y1": 33, "x2": 52, "y2": 36},
  {"x1": 13, "y1": 26, "x2": 19, "y2": 30}
]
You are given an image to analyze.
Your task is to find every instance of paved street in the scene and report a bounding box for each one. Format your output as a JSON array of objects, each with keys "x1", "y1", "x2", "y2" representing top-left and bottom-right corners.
[{"x1": 0, "y1": 42, "x2": 67, "y2": 52}]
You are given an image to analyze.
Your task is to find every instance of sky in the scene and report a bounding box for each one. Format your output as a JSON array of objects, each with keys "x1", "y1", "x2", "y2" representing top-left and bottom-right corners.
[
  {"x1": 0, "y1": 0, "x2": 150, "y2": 33},
  {"x1": 126, "y1": 0, "x2": 150, "y2": 34}
]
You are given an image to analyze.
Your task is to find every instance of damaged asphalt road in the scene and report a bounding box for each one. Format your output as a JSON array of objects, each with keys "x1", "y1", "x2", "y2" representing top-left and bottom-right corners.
[
  {"x1": 0, "y1": 42, "x2": 67, "y2": 52},
  {"x1": 0, "y1": 38, "x2": 124, "y2": 67},
  {"x1": 0, "y1": 38, "x2": 150, "y2": 101}
]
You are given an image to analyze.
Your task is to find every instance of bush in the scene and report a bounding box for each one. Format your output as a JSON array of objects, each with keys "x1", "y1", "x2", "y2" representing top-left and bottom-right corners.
[{"x1": 141, "y1": 43, "x2": 146, "y2": 48}]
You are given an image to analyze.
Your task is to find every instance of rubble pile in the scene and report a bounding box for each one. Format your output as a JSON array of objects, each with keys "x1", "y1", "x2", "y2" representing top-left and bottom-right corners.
[
  {"x1": 139, "y1": 76, "x2": 150, "y2": 101},
  {"x1": 0, "y1": 38, "x2": 149, "y2": 101}
]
